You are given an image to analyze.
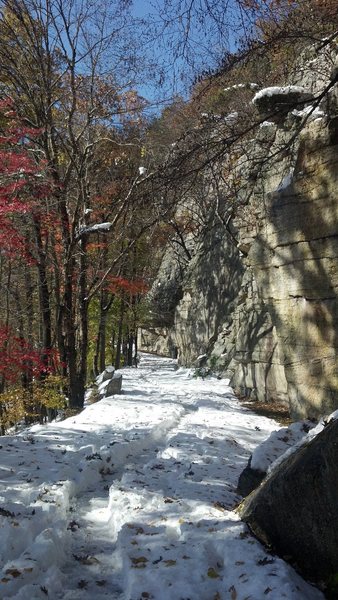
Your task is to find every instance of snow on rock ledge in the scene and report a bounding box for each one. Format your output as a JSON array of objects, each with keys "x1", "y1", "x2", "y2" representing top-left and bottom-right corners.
[{"x1": 252, "y1": 85, "x2": 314, "y2": 119}]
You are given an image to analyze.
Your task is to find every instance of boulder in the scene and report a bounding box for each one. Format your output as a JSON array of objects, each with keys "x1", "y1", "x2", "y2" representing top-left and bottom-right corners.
[
  {"x1": 252, "y1": 86, "x2": 314, "y2": 120},
  {"x1": 237, "y1": 456, "x2": 266, "y2": 497},
  {"x1": 238, "y1": 418, "x2": 338, "y2": 585},
  {"x1": 105, "y1": 374, "x2": 122, "y2": 396},
  {"x1": 96, "y1": 365, "x2": 115, "y2": 385}
]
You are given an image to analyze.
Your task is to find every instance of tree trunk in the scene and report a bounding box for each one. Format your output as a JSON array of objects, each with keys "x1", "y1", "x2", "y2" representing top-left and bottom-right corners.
[
  {"x1": 33, "y1": 217, "x2": 52, "y2": 363},
  {"x1": 127, "y1": 331, "x2": 133, "y2": 366},
  {"x1": 115, "y1": 295, "x2": 125, "y2": 370},
  {"x1": 63, "y1": 256, "x2": 81, "y2": 408},
  {"x1": 98, "y1": 290, "x2": 113, "y2": 373},
  {"x1": 78, "y1": 236, "x2": 89, "y2": 407},
  {"x1": 133, "y1": 328, "x2": 138, "y2": 366}
]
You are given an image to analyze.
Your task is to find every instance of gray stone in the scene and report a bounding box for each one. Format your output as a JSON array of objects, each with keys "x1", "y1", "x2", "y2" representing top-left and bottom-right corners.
[
  {"x1": 96, "y1": 366, "x2": 115, "y2": 385},
  {"x1": 237, "y1": 456, "x2": 266, "y2": 497},
  {"x1": 238, "y1": 419, "x2": 338, "y2": 585},
  {"x1": 105, "y1": 375, "x2": 122, "y2": 396},
  {"x1": 253, "y1": 86, "x2": 314, "y2": 121}
]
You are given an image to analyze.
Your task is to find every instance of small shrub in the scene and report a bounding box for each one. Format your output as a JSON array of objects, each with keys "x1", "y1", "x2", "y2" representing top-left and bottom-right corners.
[{"x1": 0, "y1": 374, "x2": 67, "y2": 434}]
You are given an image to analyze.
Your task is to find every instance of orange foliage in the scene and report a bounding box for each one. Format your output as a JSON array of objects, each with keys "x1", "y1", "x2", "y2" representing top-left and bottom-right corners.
[{"x1": 105, "y1": 276, "x2": 149, "y2": 296}]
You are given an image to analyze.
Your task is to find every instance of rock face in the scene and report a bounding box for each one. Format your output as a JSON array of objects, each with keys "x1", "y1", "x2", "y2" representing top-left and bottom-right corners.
[
  {"x1": 237, "y1": 456, "x2": 266, "y2": 497},
  {"x1": 252, "y1": 86, "x2": 314, "y2": 121},
  {"x1": 251, "y1": 119, "x2": 338, "y2": 418},
  {"x1": 238, "y1": 418, "x2": 338, "y2": 585},
  {"x1": 141, "y1": 46, "x2": 338, "y2": 419}
]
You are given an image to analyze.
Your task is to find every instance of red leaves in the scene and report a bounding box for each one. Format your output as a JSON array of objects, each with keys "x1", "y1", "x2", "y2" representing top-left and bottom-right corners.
[
  {"x1": 105, "y1": 276, "x2": 149, "y2": 296},
  {"x1": 0, "y1": 325, "x2": 62, "y2": 385},
  {"x1": 0, "y1": 99, "x2": 50, "y2": 261}
]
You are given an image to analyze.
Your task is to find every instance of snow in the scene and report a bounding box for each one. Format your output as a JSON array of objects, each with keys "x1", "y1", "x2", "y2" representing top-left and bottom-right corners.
[
  {"x1": 252, "y1": 86, "x2": 307, "y2": 103},
  {"x1": 277, "y1": 168, "x2": 294, "y2": 191},
  {"x1": 251, "y1": 419, "x2": 317, "y2": 473},
  {"x1": 291, "y1": 105, "x2": 325, "y2": 122},
  {"x1": 266, "y1": 411, "x2": 338, "y2": 476},
  {"x1": 224, "y1": 112, "x2": 238, "y2": 123},
  {"x1": 0, "y1": 354, "x2": 324, "y2": 599},
  {"x1": 223, "y1": 83, "x2": 259, "y2": 93},
  {"x1": 259, "y1": 121, "x2": 275, "y2": 128},
  {"x1": 77, "y1": 222, "x2": 113, "y2": 237}
]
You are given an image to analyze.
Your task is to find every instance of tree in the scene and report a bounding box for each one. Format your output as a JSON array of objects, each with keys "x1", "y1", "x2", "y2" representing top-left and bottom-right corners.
[{"x1": 0, "y1": 0, "x2": 151, "y2": 408}]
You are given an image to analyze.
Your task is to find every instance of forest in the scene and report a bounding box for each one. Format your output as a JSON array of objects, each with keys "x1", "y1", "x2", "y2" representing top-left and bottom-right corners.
[{"x1": 0, "y1": 0, "x2": 337, "y2": 431}]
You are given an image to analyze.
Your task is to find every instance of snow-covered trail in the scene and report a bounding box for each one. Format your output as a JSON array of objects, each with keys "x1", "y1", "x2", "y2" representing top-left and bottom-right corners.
[{"x1": 0, "y1": 355, "x2": 323, "y2": 599}]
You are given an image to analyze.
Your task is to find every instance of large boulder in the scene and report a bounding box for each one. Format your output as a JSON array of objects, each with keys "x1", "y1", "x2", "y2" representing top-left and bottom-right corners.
[
  {"x1": 238, "y1": 418, "x2": 338, "y2": 587},
  {"x1": 97, "y1": 373, "x2": 123, "y2": 398},
  {"x1": 237, "y1": 456, "x2": 265, "y2": 497},
  {"x1": 105, "y1": 374, "x2": 123, "y2": 396},
  {"x1": 252, "y1": 86, "x2": 314, "y2": 120},
  {"x1": 96, "y1": 365, "x2": 115, "y2": 385}
]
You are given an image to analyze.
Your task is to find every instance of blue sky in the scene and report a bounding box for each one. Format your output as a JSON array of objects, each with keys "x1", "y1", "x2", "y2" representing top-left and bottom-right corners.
[{"x1": 129, "y1": 0, "x2": 243, "y2": 110}]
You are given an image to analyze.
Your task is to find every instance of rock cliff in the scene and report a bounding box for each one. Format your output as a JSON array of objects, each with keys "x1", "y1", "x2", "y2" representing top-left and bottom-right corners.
[{"x1": 141, "y1": 46, "x2": 338, "y2": 419}]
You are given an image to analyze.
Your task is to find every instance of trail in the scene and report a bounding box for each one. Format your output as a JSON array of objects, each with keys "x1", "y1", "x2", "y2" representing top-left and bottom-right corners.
[{"x1": 0, "y1": 355, "x2": 323, "y2": 600}]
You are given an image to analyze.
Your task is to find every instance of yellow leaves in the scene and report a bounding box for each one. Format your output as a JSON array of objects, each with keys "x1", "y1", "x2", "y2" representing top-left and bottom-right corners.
[
  {"x1": 0, "y1": 374, "x2": 66, "y2": 433},
  {"x1": 131, "y1": 556, "x2": 148, "y2": 568},
  {"x1": 207, "y1": 567, "x2": 220, "y2": 579},
  {"x1": 0, "y1": 387, "x2": 25, "y2": 431},
  {"x1": 163, "y1": 560, "x2": 176, "y2": 567},
  {"x1": 32, "y1": 374, "x2": 67, "y2": 410}
]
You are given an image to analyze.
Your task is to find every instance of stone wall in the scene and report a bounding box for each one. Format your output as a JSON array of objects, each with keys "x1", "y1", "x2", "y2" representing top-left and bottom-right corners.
[
  {"x1": 250, "y1": 112, "x2": 338, "y2": 417},
  {"x1": 141, "y1": 53, "x2": 338, "y2": 420}
]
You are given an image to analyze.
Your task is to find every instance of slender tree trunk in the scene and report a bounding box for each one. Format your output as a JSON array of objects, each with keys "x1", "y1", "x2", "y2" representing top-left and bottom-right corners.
[
  {"x1": 111, "y1": 328, "x2": 116, "y2": 364},
  {"x1": 115, "y1": 295, "x2": 125, "y2": 370},
  {"x1": 127, "y1": 330, "x2": 133, "y2": 366},
  {"x1": 77, "y1": 234, "x2": 89, "y2": 408},
  {"x1": 0, "y1": 264, "x2": 12, "y2": 394},
  {"x1": 99, "y1": 310, "x2": 108, "y2": 373},
  {"x1": 133, "y1": 328, "x2": 138, "y2": 367},
  {"x1": 33, "y1": 218, "x2": 52, "y2": 363},
  {"x1": 63, "y1": 256, "x2": 81, "y2": 408},
  {"x1": 93, "y1": 335, "x2": 99, "y2": 378}
]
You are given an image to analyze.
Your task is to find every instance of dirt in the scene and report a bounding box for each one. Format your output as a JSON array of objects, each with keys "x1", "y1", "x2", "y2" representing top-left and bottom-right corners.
[{"x1": 239, "y1": 398, "x2": 292, "y2": 426}]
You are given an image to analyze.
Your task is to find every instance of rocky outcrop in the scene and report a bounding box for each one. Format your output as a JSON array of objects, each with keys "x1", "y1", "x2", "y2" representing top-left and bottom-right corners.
[
  {"x1": 172, "y1": 221, "x2": 244, "y2": 365},
  {"x1": 237, "y1": 456, "x2": 266, "y2": 497},
  {"x1": 141, "y1": 46, "x2": 338, "y2": 419},
  {"x1": 238, "y1": 418, "x2": 338, "y2": 587},
  {"x1": 252, "y1": 85, "x2": 314, "y2": 121}
]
